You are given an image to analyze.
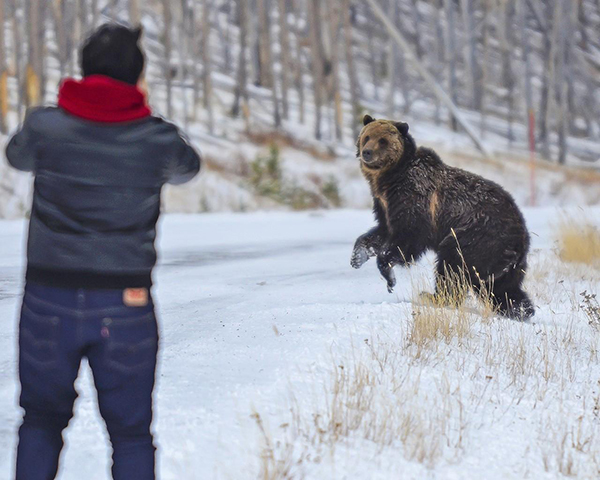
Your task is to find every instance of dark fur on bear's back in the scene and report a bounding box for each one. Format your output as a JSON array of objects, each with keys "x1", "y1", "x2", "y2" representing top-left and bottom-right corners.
[{"x1": 351, "y1": 115, "x2": 534, "y2": 320}]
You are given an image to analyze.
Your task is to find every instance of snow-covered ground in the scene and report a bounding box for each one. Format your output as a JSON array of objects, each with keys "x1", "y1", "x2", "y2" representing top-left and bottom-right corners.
[{"x1": 0, "y1": 208, "x2": 599, "y2": 479}]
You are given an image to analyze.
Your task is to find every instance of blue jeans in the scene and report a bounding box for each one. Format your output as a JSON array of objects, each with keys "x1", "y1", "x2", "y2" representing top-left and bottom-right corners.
[{"x1": 16, "y1": 284, "x2": 159, "y2": 480}]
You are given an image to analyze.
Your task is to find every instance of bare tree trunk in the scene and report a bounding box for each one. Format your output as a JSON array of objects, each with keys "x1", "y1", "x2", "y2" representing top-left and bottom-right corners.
[
  {"x1": 80, "y1": 0, "x2": 88, "y2": 40},
  {"x1": 326, "y1": 0, "x2": 342, "y2": 140},
  {"x1": 52, "y1": 0, "x2": 68, "y2": 79},
  {"x1": 277, "y1": 0, "x2": 290, "y2": 120},
  {"x1": 343, "y1": 0, "x2": 360, "y2": 139},
  {"x1": 292, "y1": 2, "x2": 305, "y2": 124},
  {"x1": 460, "y1": 0, "x2": 482, "y2": 110},
  {"x1": 387, "y1": 0, "x2": 397, "y2": 119},
  {"x1": 444, "y1": 0, "x2": 458, "y2": 131},
  {"x1": 577, "y1": 0, "x2": 588, "y2": 51},
  {"x1": 68, "y1": 0, "x2": 77, "y2": 77},
  {"x1": 39, "y1": 1, "x2": 48, "y2": 101},
  {"x1": 248, "y1": 0, "x2": 260, "y2": 85},
  {"x1": 393, "y1": 4, "x2": 411, "y2": 115},
  {"x1": 480, "y1": 0, "x2": 490, "y2": 136},
  {"x1": 308, "y1": 0, "x2": 323, "y2": 140},
  {"x1": 222, "y1": 5, "x2": 233, "y2": 74},
  {"x1": 544, "y1": 0, "x2": 561, "y2": 161},
  {"x1": 386, "y1": 0, "x2": 396, "y2": 116},
  {"x1": 12, "y1": 3, "x2": 24, "y2": 120},
  {"x1": 192, "y1": 0, "x2": 200, "y2": 116},
  {"x1": 26, "y1": 0, "x2": 42, "y2": 107},
  {"x1": 0, "y1": 0, "x2": 7, "y2": 133},
  {"x1": 130, "y1": 0, "x2": 141, "y2": 25},
  {"x1": 73, "y1": 0, "x2": 82, "y2": 55},
  {"x1": 557, "y1": 0, "x2": 571, "y2": 164},
  {"x1": 162, "y1": 0, "x2": 173, "y2": 118},
  {"x1": 213, "y1": 4, "x2": 231, "y2": 74},
  {"x1": 410, "y1": 0, "x2": 423, "y2": 59},
  {"x1": 499, "y1": 0, "x2": 514, "y2": 144},
  {"x1": 366, "y1": 19, "x2": 379, "y2": 101},
  {"x1": 232, "y1": 0, "x2": 249, "y2": 123},
  {"x1": 257, "y1": 0, "x2": 280, "y2": 127},
  {"x1": 256, "y1": 0, "x2": 273, "y2": 88},
  {"x1": 520, "y1": 0, "x2": 533, "y2": 142},
  {"x1": 201, "y1": 0, "x2": 214, "y2": 133},
  {"x1": 433, "y1": 0, "x2": 444, "y2": 124},
  {"x1": 180, "y1": 0, "x2": 189, "y2": 127},
  {"x1": 538, "y1": 1, "x2": 553, "y2": 160},
  {"x1": 92, "y1": 0, "x2": 99, "y2": 28}
]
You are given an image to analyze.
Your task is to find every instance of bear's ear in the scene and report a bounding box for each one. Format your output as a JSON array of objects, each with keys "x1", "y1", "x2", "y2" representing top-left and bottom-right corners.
[
  {"x1": 363, "y1": 114, "x2": 375, "y2": 126},
  {"x1": 133, "y1": 25, "x2": 143, "y2": 41},
  {"x1": 394, "y1": 121, "x2": 409, "y2": 136}
]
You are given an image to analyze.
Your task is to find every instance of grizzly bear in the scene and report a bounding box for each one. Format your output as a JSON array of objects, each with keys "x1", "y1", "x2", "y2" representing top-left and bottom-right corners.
[{"x1": 351, "y1": 115, "x2": 534, "y2": 320}]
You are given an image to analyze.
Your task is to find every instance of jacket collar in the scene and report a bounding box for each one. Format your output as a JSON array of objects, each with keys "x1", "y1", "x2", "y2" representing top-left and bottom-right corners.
[{"x1": 58, "y1": 75, "x2": 151, "y2": 123}]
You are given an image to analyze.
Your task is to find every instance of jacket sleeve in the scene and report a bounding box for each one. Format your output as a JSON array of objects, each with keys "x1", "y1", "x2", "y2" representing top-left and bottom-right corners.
[
  {"x1": 5, "y1": 108, "x2": 42, "y2": 173},
  {"x1": 164, "y1": 125, "x2": 201, "y2": 185}
]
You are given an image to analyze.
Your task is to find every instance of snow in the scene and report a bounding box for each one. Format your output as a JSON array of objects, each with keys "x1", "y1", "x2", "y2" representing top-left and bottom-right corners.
[{"x1": 1, "y1": 208, "x2": 599, "y2": 479}]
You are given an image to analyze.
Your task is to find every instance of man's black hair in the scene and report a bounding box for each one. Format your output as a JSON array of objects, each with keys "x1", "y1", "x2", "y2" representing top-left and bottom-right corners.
[{"x1": 80, "y1": 23, "x2": 145, "y2": 85}]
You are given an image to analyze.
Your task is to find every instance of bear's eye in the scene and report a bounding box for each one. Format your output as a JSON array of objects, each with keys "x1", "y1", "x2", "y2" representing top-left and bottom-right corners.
[
  {"x1": 379, "y1": 138, "x2": 388, "y2": 147},
  {"x1": 363, "y1": 136, "x2": 370, "y2": 145}
]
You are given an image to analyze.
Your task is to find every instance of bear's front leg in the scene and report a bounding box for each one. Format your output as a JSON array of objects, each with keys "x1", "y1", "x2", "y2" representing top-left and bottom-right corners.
[
  {"x1": 377, "y1": 245, "x2": 410, "y2": 293},
  {"x1": 376, "y1": 254, "x2": 396, "y2": 293},
  {"x1": 351, "y1": 227, "x2": 386, "y2": 269}
]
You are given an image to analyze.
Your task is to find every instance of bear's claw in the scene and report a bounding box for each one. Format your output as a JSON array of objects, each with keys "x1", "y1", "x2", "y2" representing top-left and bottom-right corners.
[{"x1": 351, "y1": 245, "x2": 369, "y2": 269}]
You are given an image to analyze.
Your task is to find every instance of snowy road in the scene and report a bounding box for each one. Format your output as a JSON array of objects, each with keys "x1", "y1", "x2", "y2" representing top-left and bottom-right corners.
[
  {"x1": 0, "y1": 210, "x2": 392, "y2": 479},
  {"x1": 1, "y1": 209, "x2": 599, "y2": 479}
]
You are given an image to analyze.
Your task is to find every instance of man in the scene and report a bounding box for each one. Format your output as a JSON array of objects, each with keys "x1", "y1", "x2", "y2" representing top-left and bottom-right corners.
[{"x1": 6, "y1": 23, "x2": 200, "y2": 479}]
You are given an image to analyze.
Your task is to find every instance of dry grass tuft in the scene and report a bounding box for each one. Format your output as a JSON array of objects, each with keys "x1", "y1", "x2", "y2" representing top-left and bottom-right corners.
[
  {"x1": 410, "y1": 259, "x2": 497, "y2": 351},
  {"x1": 251, "y1": 410, "x2": 300, "y2": 480},
  {"x1": 557, "y1": 220, "x2": 600, "y2": 266},
  {"x1": 581, "y1": 291, "x2": 600, "y2": 332},
  {"x1": 249, "y1": 236, "x2": 600, "y2": 478}
]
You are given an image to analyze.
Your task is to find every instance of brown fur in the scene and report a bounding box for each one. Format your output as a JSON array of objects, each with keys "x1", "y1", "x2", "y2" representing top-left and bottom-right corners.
[
  {"x1": 358, "y1": 120, "x2": 407, "y2": 233},
  {"x1": 429, "y1": 190, "x2": 439, "y2": 226},
  {"x1": 352, "y1": 114, "x2": 535, "y2": 319}
]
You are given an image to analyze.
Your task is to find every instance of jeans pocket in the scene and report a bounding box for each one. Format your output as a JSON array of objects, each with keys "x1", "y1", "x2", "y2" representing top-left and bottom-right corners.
[
  {"x1": 19, "y1": 303, "x2": 61, "y2": 370},
  {"x1": 102, "y1": 312, "x2": 158, "y2": 375}
]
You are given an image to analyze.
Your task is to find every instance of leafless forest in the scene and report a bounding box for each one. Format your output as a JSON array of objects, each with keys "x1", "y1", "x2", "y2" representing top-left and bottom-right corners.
[{"x1": 1, "y1": 0, "x2": 600, "y2": 164}]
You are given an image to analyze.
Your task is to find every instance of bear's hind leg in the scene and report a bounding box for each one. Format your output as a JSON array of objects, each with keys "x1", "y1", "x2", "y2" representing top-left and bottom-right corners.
[
  {"x1": 492, "y1": 286, "x2": 535, "y2": 320},
  {"x1": 489, "y1": 268, "x2": 535, "y2": 320}
]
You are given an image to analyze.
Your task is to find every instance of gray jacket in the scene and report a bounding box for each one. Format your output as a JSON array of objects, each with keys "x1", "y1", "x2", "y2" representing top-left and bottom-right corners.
[{"x1": 6, "y1": 107, "x2": 201, "y2": 288}]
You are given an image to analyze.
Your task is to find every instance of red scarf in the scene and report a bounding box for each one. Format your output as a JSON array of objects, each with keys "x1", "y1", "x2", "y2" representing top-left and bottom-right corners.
[{"x1": 58, "y1": 75, "x2": 151, "y2": 123}]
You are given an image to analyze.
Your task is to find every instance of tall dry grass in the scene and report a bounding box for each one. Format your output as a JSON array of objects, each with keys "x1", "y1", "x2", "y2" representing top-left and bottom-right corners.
[
  {"x1": 249, "y1": 233, "x2": 600, "y2": 479},
  {"x1": 557, "y1": 220, "x2": 600, "y2": 266}
]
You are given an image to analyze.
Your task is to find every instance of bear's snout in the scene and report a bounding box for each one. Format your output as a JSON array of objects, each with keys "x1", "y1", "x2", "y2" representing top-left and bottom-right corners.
[{"x1": 362, "y1": 149, "x2": 373, "y2": 162}]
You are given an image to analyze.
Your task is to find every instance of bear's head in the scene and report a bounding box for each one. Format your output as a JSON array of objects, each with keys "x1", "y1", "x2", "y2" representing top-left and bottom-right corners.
[{"x1": 356, "y1": 115, "x2": 414, "y2": 172}]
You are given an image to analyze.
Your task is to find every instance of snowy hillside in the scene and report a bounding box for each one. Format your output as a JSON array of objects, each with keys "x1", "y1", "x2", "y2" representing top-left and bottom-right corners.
[
  {"x1": 1, "y1": 208, "x2": 599, "y2": 479},
  {"x1": 3, "y1": 0, "x2": 600, "y2": 218},
  {"x1": 3, "y1": 114, "x2": 600, "y2": 221}
]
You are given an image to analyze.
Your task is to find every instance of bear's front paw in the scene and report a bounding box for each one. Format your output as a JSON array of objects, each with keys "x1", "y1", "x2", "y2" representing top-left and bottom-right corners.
[
  {"x1": 386, "y1": 274, "x2": 396, "y2": 293},
  {"x1": 351, "y1": 244, "x2": 369, "y2": 269}
]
